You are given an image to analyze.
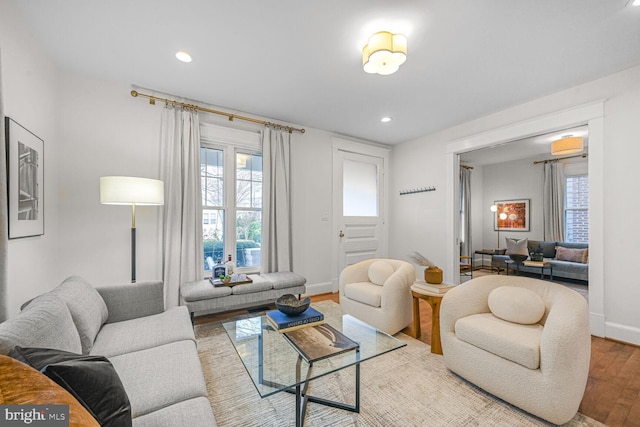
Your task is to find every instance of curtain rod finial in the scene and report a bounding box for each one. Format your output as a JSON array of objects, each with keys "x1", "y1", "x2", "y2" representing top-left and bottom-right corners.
[{"x1": 131, "y1": 90, "x2": 138, "y2": 97}]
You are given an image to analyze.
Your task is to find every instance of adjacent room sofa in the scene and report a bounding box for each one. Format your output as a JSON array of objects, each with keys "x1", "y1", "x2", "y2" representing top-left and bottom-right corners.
[
  {"x1": 0, "y1": 276, "x2": 216, "y2": 427},
  {"x1": 491, "y1": 240, "x2": 588, "y2": 282}
]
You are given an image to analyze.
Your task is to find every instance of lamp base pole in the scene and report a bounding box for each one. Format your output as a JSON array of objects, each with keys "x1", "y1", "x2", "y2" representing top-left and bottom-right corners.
[{"x1": 131, "y1": 227, "x2": 136, "y2": 283}]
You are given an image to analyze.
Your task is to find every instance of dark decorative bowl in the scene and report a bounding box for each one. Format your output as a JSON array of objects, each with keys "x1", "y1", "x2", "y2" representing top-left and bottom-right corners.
[{"x1": 275, "y1": 294, "x2": 311, "y2": 316}]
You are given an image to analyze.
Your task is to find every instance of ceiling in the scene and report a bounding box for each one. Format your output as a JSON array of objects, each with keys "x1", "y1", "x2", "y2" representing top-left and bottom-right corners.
[{"x1": 11, "y1": 0, "x2": 640, "y2": 145}]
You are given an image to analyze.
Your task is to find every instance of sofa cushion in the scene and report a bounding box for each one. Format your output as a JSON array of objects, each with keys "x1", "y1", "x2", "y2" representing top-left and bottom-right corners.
[
  {"x1": 90, "y1": 306, "x2": 195, "y2": 358},
  {"x1": 505, "y1": 237, "x2": 529, "y2": 256},
  {"x1": 488, "y1": 286, "x2": 545, "y2": 325},
  {"x1": 131, "y1": 397, "x2": 217, "y2": 427},
  {"x1": 261, "y1": 272, "x2": 307, "y2": 290},
  {"x1": 180, "y1": 280, "x2": 233, "y2": 302},
  {"x1": 109, "y1": 340, "x2": 208, "y2": 419},
  {"x1": 555, "y1": 246, "x2": 588, "y2": 264},
  {"x1": 51, "y1": 276, "x2": 109, "y2": 354},
  {"x1": 368, "y1": 261, "x2": 395, "y2": 286},
  {"x1": 343, "y1": 282, "x2": 382, "y2": 308},
  {"x1": 455, "y1": 313, "x2": 543, "y2": 370},
  {"x1": 10, "y1": 346, "x2": 131, "y2": 427},
  {"x1": 0, "y1": 294, "x2": 82, "y2": 355},
  {"x1": 0, "y1": 355, "x2": 100, "y2": 427}
]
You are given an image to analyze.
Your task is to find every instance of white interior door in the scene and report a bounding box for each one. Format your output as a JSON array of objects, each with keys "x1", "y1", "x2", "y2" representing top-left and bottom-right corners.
[{"x1": 334, "y1": 149, "x2": 387, "y2": 285}]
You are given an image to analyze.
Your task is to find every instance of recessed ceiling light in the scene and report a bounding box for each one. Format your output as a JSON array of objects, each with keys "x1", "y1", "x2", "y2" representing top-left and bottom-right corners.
[
  {"x1": 381, "y1": 117, "x2": 392, "y2": 123},
  {"x1": 175, "y1": 51, "x2": 192, "y2": 63}
]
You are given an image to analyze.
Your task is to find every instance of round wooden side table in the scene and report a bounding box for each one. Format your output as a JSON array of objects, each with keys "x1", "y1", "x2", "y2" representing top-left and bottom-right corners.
[{"x1": 410, "y1": 283, "x2": 454, "y2": 355}]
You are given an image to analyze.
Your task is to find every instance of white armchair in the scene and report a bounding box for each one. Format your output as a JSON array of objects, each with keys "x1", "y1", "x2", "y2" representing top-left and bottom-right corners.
[
  {"x1": 339, "y1": 259, "x2": 415, "y2": 335},
  {"x1": 440, "y1": 275, "x2": 590, "y2": 425}
]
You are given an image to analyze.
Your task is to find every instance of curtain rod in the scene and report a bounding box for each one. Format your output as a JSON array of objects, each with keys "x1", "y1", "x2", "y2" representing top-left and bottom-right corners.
[
  {"x1": 460, "y1": 165, "x2": 474, "y2": 170},
  {"x1": 130, "y1": 90, "x2": 305, "y2": 134},
  {"x1": 533, "y1": 153, "x2": 587, "y2": 165}
]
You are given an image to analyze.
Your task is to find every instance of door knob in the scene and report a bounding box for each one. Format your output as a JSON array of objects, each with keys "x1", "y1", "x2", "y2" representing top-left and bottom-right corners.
[{"x1": 339, "y1": 230, "x2": 344, "y2": 238}]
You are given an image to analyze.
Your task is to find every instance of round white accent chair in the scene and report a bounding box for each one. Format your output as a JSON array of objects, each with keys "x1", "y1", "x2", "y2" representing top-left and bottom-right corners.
[
  {"x1": 339, "y1": 259, "x2": 415, "y2": 335},
  {"x1": 440, "y1": 275, "x2": 590, "y2": 425}
]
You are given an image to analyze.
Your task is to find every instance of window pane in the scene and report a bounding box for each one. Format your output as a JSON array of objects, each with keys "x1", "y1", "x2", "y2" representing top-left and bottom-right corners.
[
  {"x1": 565, "y1": 175, "x2": 589, "y2": 243},
  {"x1": 202, "y1": 147, "x2": 223, "y2": 207},
  {"x1": 343, "y1": 159, "x2": 378, "y2": 216},
  {"x1": 203, "y1": 209, "x2": 224, "y2": 271},
  {"x1": 236, "y1": 152, "x2": 262, "y2": 208},
  {"x1": 236, "y1": 210, "x2": 261, "y2": 268}
]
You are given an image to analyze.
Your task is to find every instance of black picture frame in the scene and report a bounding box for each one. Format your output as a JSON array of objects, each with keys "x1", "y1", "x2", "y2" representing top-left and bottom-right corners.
[{"x1": 5, "y1": 117, "x2": 44, "y2": 239}]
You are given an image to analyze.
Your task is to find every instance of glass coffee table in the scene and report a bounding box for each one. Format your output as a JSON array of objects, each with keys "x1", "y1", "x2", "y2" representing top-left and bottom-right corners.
[{"x1": 223, "y1": 305, "x2": 406, "y2": 426}]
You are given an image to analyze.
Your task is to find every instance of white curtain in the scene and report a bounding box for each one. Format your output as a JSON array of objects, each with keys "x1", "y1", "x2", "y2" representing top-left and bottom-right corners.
[
  {"x1": 459, "y1": 167, "x2": 472, "y2": 257},
  {"x1": 261, "y1": 128, "x2": 292, "y2": 273},
  {"x1": 160, "y1": 106, "x2": 204, "y2": 308},
  {"x1": 0, "y1": 52, "x2": 8, "y2": 321},
  {"x1": 543, "y1": 161, "x2": 565, "y2": 241}
]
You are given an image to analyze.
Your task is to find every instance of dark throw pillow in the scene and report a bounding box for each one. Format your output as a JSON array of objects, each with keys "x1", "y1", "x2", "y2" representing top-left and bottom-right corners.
[{"x1": 9, "y1": 347, "x2": 132, "y2": 427}]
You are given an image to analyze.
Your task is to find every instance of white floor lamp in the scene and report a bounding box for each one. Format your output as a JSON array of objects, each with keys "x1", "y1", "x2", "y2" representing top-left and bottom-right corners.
[{"x1": 100, "y1": 176, "x2": 164, "y2": 283}]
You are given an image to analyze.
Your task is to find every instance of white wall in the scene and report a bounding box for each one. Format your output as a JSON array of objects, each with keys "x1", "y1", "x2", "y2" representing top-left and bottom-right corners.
[
  {"x1": 482, "y1": 158, "x2": 544, "y2": 246},
  {"x1": 0, "y1": 1, "x2": 60, "y2": 316},
  {"x1": 391, "y1": 64, "x2": 640, "y2": 345}
]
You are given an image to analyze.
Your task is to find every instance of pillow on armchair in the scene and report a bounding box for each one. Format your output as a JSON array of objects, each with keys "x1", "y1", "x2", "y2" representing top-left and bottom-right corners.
[{"x1": 368, "y1": 261, "x2": 395, "y2": 285}]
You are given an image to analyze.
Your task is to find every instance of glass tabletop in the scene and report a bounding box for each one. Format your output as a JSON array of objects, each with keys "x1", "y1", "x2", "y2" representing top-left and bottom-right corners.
[{"x1": 222, "y1": 305, "x2": 406, "y2": 397}]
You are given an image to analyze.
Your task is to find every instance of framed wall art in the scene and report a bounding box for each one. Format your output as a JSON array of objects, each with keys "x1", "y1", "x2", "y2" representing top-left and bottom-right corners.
[
  {"x1": 493, "y1": 199, "x2": 529, "y2": 232},
  {"x1": 5, "y1": 117, "x2": 44, "y2": 239}
]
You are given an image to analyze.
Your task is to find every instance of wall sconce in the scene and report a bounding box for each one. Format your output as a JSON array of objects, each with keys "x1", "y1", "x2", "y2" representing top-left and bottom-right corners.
[{"x1": 362, "y1": 31, "x2": 407, "y2": 75}]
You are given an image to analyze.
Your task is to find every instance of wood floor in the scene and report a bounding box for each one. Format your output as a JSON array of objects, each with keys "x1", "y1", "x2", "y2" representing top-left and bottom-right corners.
[{"x1": 195, "y1": 292, "x2": 640, "y2": 427}]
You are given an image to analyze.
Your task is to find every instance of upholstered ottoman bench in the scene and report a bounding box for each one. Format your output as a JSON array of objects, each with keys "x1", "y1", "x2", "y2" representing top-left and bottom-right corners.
[{"x1": 180, "y1": 272, "x2": 307, "y2": 320}]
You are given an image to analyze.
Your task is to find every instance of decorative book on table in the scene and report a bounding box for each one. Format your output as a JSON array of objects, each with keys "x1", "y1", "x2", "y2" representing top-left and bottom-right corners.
[
  {"x1": 266, "y1": 307, "x2": 324, "y2": 333},
  {"x1": 413, "y1": 281, "x2": 455, "y2": 294},
  {"x1": 283, "y1": 323, "x2": 359, "y2": 363}
]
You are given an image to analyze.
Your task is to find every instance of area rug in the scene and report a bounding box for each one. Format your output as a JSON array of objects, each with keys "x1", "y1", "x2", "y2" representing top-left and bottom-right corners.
[{"x1": 196, "y1": 301, "x2": 602, "y2": 427}]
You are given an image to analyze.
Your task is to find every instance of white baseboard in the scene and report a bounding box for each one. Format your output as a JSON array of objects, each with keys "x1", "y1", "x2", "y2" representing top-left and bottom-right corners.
[
  {"x1": 304, "y1": 281, "x2": 335, "y2": 296},
  {"x1": 589, "y1": 312, "x2": 605, "y2": 338},
  {"x1": 605, "y1": 321, "x2": 640, "y2": 346}
]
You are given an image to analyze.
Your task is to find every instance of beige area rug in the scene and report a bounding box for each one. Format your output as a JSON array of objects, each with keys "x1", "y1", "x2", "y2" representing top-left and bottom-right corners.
[{"x1": 196, "y1": 301, "x2": 602, "y2": 427}]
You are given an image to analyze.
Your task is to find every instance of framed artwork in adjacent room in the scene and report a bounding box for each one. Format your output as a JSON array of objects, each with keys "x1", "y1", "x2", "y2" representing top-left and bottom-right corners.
[
  {"x1": 5, "y1": 117, "x2": 44, "y2": 239},
  {"x1": 493, "y1": 199, "x2": 529, "y2": 232}
]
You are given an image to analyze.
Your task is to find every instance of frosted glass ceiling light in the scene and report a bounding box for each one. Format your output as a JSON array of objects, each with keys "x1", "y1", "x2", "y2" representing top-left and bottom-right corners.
[
  {"x1": 362, "y1": 32, "x2": 407, "y2": 75},
  {"x1": 551, "y1": 135, "x2": 584, "y2": 155},
  {"x1": 381, "y1": 116, "x2": 392, "y2": 123},
  {"x1": 175, "y1": 51, "x2": 192, "y2": 63}
]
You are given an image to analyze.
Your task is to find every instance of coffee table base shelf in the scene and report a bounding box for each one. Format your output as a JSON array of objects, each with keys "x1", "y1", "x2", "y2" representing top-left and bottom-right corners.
[{"x1": 262, "y1": 355, "x2": 360, "y2": 427}]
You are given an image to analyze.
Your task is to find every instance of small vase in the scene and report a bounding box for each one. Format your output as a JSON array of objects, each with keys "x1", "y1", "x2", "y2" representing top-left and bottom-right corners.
[{"x1": 424, "y1": 266, "x2": 443, "y2": 284}]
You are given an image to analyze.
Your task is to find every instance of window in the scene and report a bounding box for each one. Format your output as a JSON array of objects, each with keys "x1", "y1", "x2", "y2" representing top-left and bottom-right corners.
[
  {"x1": 201, "y1": 145, "x2": 262, "y2": 273},
  {"x1": 565, "y1": 174, "x2": 588, "y2": 243}
]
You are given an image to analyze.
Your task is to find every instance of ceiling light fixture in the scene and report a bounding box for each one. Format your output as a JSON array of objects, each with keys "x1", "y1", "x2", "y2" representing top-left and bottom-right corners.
[
  {"x1": 362, "y1": 32, "x2": 407, "y2": 75},
  {"x1": 381, "y1": 117, "x2": 392, "y2": 123},
  {"x1": 175, "y1": 51, "x2": 192, "y2": 63},
  {"x1": 551, "y1": 135, "x2": 584, "y2": 156},
  {"x1": 628, "y1": 0, "x2": 640, "y2": 6}
]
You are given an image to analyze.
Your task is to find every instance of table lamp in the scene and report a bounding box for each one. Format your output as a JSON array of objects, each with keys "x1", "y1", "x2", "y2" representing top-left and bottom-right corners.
[{"x1": 100, "y1": 176, "x2": 164, "y2": 283}]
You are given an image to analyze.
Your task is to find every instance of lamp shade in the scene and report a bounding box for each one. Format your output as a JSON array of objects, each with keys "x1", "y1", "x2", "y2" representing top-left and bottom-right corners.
[
  {"x1": 551, "y1": 136, "x2": 583, "y2": 156},
  {"x1": 362, "y1": 32, "x2": 407, "y2": 75},
  {"x1": 100, "y1": 176, "x2": 164, "y2": 205}
]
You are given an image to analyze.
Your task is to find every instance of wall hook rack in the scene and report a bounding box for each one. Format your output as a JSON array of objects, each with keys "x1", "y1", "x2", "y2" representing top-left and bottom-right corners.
[{"x1": 399, "y1": 186, "x2": 436, "y2": 196}]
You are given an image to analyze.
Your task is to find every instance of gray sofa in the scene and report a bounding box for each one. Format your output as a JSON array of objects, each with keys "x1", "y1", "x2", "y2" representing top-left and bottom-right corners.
[
  {"x1": 491, "y1": 240, "x2": 588, "y2": 282},
  {"x1": 0, "y1": 276, "x2": 216, "y2": 426}
]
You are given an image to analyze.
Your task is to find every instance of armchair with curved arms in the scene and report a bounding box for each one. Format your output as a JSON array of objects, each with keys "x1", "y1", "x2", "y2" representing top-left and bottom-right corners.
[
  {"x1": 440, "y1": 275, "x2": 590, "y2": 425},
  {"x1": 339, "y1": 259, "x2": 415, "y2": 335}
]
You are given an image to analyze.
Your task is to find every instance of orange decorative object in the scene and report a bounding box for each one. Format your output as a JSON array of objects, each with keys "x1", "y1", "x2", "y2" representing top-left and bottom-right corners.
[{"x1": 424, "y1": 266, "x2": 443, "y2": 284}]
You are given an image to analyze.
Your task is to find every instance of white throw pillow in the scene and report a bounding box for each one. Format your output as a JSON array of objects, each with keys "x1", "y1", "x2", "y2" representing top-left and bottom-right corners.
[
  {"x1": 488, "y1": 286, "x2": 545, "y2": 325},
  {"x1": 505, "y1": 237, "x2": 529, "y2": 256},
  {"x1": 368, "y1": 261, "x2": 395, "y2": 286}
]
